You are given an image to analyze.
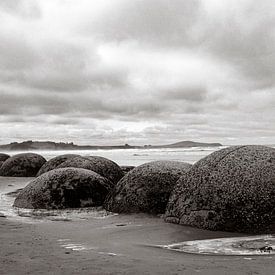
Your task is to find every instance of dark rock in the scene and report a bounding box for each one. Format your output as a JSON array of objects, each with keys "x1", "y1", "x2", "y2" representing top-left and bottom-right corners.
[
  {"x1": 165, "y1": 145, "x2": 275, "y2": 233},
  {"x1": 120, "y1": 165, "x2": 135, "y2": 175},
  {"x1": 13, "y1": 167, "x2": 113, "y2": 209},
  {"x1": 104, "y1": 160, "x2": 192, "y2": 214},
  {"x1": 36, "y1": 154, "x2": 80, "y2": 176},
  {"x1": 0, "y1": 153, "x2": 10, "y2": 168},
  {"x1": 0, "y1": 153, "x2": 46, "y2": 177},
  {"x1": 57, "y1": 156, "x2": 124, "y2": 184},
  {"x1": 0, "y1": 153, "x2": 10, "y2": 162}
]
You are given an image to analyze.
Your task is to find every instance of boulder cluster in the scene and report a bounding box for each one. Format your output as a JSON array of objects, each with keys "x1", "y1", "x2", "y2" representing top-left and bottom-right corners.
[
  {"x1": 2, "y1": 144, "x2": 275, "y2": 233},
  {"x1": 11, "y1": 154, "x2": 125, "y2": 210},
  {"x1": 10, "y1": 153, "x2": 191, "y2": 212}
]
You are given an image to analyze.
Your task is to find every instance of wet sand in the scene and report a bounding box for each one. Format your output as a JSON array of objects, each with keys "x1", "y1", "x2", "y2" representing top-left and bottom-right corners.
[{"x1": 1, "y1": 177, "x2": 275, "y2": 275}]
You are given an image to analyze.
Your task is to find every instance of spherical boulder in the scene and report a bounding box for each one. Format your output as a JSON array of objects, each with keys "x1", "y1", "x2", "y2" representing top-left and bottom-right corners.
[
  {"x1": 0, "y1": 153, "x2": 46, "y2": 177},
  {"x1": 13, "y1": 167, "x2": 113, "y2": 209},
  {"x1": 36, "y1": 154, "x2": 81, "y2": 176},
  {"x1": 165, "y1": 145, "x2": 275, "y2": 233},
  {"x1": 57, "y1": 156, "x2": 124, "y2": 184},
  {"x1": 104, "y1": 161, "x2": 192, "y2": 214}
]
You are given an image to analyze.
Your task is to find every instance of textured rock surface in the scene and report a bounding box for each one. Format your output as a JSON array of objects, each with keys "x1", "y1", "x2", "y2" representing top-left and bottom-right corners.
[
  {"x1": 104, "y1": 161, "x2": 192, "y2": 214},
  {"x1": 0, "y1": 153, "x2": 46, "y2": 177},
  {"x1": 37, "y1": 154, "x2": 80, "y2": 176},
  {"x1": 0, "y1": 153, "x2": 10, "y2": 168},
  {"x1": 14, "y1": 168, "x2": 113, "y2": 209},
  {"x1": 165, "y1": 145, "x2": 275, "y2": 233},
  {"x1": 120, "y1": 165, "x2": 135, "y2": 175},
  {"x1": 57, "y1": 156, "x2": 124, "y2": 184},
  {"x1": 0, "y1": 153, "x2": 10, "y2": 162}
]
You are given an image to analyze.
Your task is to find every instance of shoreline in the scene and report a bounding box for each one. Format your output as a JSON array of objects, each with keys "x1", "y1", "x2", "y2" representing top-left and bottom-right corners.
[{"x1": 1, "y1": 212, "x2": 275, "y2": 275}]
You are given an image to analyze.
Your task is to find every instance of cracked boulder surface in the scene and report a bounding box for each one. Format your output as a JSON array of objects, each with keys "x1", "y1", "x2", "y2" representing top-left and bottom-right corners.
[
  {"x1": 56, "y1": 156, "x2": 124, "y2": 184},
  {"x1": 14, "y1": 167, "x2": 113, "y2": 209},
  {"x1": 36, "y1": 154, "x2": 81, "y2": 176},
  {"x1": 0, "y1": 153, "x2": 46, "y2": 177},
  {"x1": 165, "y1": 145, "x2": 275, "y2": 233},
  {"x1": 104, "y1": 160, "x2": 192, "y2": 215}
]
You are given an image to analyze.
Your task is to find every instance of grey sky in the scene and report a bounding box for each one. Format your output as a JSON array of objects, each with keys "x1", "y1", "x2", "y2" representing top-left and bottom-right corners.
[{"x1": 0, "y1": 0, "x2": 274, "y2": 145}]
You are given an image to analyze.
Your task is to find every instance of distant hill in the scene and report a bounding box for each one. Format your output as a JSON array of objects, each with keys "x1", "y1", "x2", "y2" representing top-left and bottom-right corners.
[
  {"x1": 155, "y1": 140, "x2": 222, "y2": 148},
  {"x1": 0, "y1": 140, "x2": 222, "y2": 151}
]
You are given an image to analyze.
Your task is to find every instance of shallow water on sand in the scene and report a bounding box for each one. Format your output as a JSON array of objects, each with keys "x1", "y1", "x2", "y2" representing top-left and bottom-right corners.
[{"x1": 160, "y1": 235, "x2": 275, "y2": 256}]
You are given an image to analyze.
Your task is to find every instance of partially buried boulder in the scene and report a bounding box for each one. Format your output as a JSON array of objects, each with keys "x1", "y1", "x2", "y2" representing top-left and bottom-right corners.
[
  {"x1": 56, "y1": 156, "x2": 124, "y2": 184},
  {"x1": 36, "y1": 154, "x2": 80, "y2": 176},
  {"x1": 165, "y1": 145, "x2": 275, "y2": 233},
  {"x1": 0, "y1": 153, "x2": 46, "y2": 177},
  {"x1": 104, "y1": 160, "x2": 192, "y2": 214},
  {"x1": 13, "y1": 167, "x2": 113, "y2": 209}
]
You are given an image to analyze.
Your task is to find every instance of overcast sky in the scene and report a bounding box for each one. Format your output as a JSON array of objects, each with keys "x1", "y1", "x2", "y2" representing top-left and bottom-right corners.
[{"x1": 0, "y1": 0, "x2": 274, "y2": 146}]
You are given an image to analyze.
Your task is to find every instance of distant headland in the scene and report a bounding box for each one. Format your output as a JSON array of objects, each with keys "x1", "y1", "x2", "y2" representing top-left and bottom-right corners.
[{"x1": 0, "y1": 140, "x2": 222, "y2": 151}]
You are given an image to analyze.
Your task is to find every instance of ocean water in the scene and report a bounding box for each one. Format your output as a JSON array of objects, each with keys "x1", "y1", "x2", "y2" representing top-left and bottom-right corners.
[{"x1": 1, "y1": 146, "x2": 226, "y2": 166}]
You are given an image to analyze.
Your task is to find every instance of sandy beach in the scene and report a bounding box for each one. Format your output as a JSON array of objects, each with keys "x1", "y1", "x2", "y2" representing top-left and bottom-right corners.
[{"x1": 1, "y1": 177, "x2": 275, "y2": 275}]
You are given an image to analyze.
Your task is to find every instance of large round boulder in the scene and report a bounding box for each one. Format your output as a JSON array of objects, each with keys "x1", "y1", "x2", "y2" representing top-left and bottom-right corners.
[
  {"x1": 13, "y1": 167, "x2": 113, "y2": 209},
  {"x1": 57, "y1": 156, "x2": 124, "y2": 184},
  {"x1": 104, "y1": 161, "x2": 192, "y2": 214},
  {"x1": 0, "y1": 153, "x2": 46, "y2": 177},
  {"x1": 36, "y1": 154, "x2": 80, "y2": 176},
  {"x1": 165, "y1": 145, "x2": 275, "y2": 233}
]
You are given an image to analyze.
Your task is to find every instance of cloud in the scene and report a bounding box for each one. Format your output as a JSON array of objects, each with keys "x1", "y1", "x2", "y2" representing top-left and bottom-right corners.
[
  {"x1": 0, "y1": 0, "x2": 274, "y2": 145},
  {"x1": 198, "y1": 0, "x2": 275, "y2": 89},
  {"x1": 0, "y1": 0, "x2": 41, "y2": 19},
  {"x1": 160, "y1": 86, "x2": 207, "y2": 102},
  {"x1": 79, "y1": 0, "x2": 202, "y2": 46}
]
